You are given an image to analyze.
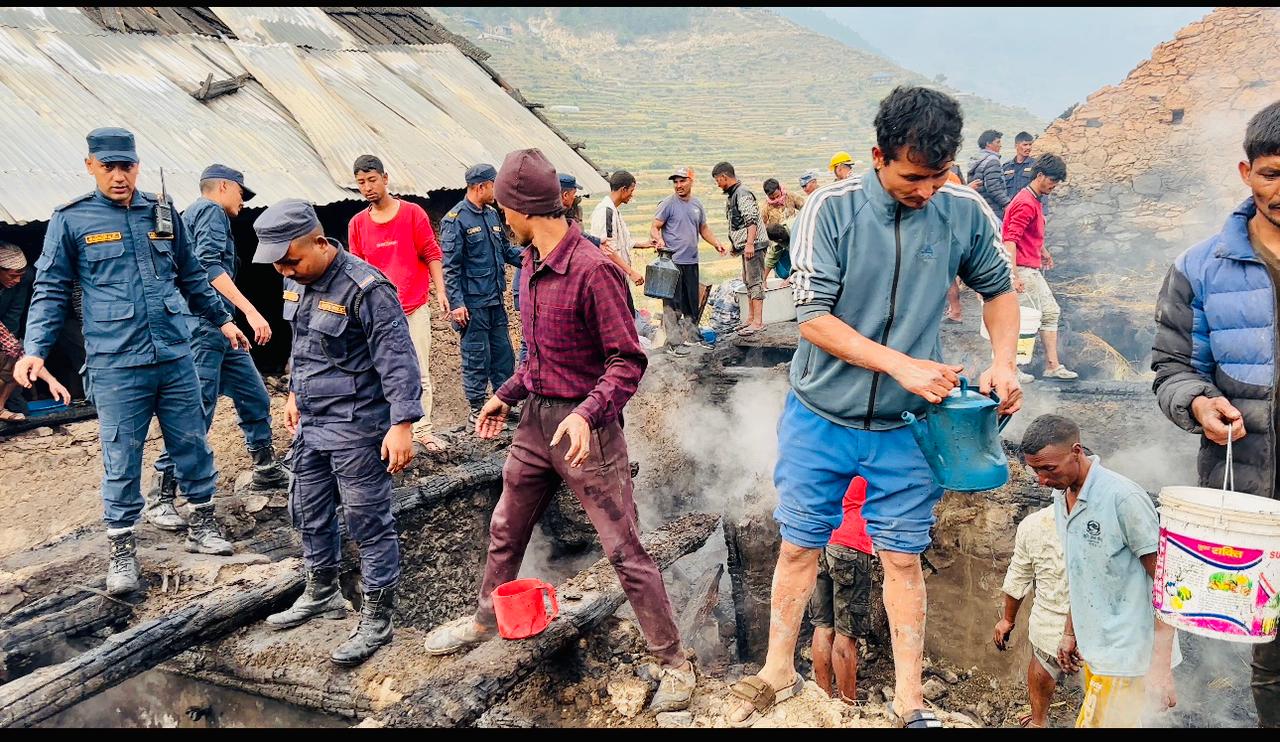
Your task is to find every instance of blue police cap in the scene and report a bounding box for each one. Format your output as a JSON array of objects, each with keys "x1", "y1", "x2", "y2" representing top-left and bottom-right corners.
[
  {"x1": 558, "y1": 172, "x2": 580, "y2": 191},
  {"x1": 464, "y1": 163, "x2": 497, "y2": 186},
  {"x1": 200, "y1": 163, "x2": 256, "y2": 202},
  {"x1": 86, "y1": 127, "x2": 138, "y2": 165},
  {"x1": 252, "y1": 199, "x2": 320, "y2": 263}
]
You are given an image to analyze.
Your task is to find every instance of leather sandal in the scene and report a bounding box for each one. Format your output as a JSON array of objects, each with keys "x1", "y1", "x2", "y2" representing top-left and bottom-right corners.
[{"x1": 725, "y1": 672, "x2": 803, "y2": 728}]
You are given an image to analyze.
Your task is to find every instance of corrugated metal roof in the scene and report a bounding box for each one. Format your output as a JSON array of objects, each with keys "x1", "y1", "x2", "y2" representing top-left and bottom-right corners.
[
  {"x1": 0, "y1": 26, "x2": 351, "y2": 222},
  {"x1": 0, "y1": 6, "x2": 102, "y2": 34},
  {"x1": 372, "y1": 44, "x2": 609, "y2": 195},
  {"x1": 0, "y1": 8, "x2": 609, "y2": 224},
  {"x1": 210, "y1": 6, "x2": 359, "y2": 50}
]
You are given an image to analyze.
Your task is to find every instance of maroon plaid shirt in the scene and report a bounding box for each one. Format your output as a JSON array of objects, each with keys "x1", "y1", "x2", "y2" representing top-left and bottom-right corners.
[{"x1": 496, "y1": 222, "x2": 646, "y2": 428}]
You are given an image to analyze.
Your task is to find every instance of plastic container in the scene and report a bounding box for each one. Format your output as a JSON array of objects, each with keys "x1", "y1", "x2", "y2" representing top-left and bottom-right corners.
[
  {"x1": 734, "y1": 277, "x2": 796, "y2": 325},
  {"x1": 980, "y1": 305, "x2": 1042, "y2": 365},
  {"x1": 700, "y1": 328, "x2": 717, "y2": 344},
  {"x1": 1153, "y1": 485, "x2": 1280, "y2": 642},
  {"x1": 492, "y1": 578, "x2": 559, "y2": 640}
]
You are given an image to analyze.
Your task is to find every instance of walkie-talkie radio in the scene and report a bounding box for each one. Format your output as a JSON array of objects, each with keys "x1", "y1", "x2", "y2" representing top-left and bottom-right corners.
[{"x1": 153, "y1": 167, "x2": 174, "y2": 238}]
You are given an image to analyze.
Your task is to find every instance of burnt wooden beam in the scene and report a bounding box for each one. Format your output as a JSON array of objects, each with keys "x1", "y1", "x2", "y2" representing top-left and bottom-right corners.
[{"x1": 365, "y1": 511, "x2": 721, "y2": 728}]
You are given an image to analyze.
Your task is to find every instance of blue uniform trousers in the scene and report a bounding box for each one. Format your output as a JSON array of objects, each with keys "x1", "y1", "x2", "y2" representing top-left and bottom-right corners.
[
  {"x1": 155, "y1": 320, "x2": 273, "y2": 477},
  {"x1": 460, "y1": 304, "x2": 514, "y2": 404},
  {"x1": 86, "y1": 357, "x2": 219, "y2": 529},
  {"x1": 287, "y1": 439, "x2": 400, "y2": 591}
]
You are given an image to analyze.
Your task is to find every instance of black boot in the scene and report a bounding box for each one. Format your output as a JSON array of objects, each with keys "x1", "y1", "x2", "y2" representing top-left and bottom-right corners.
[
  {"x1": 266, "y1": 567, "x2": 348, "y2": 630},
  {"x1": 142, "y1": 469, "x2": 186, "y2": 531},
  {"x1": 330, "y1": 585, "x2": 395, "y2": 667},
  {"x1": 248, "y1": 445, "x2": 290, "y2": 490},
  {"x1": 184, "y1": 502, "x2": 234, "y2": 556},
  {"x1": 467, "y1": 401, "x2": 484, "y2": 429},
  {"x1": 106, "y1": 529, "x2": 142, "y2": 596}
]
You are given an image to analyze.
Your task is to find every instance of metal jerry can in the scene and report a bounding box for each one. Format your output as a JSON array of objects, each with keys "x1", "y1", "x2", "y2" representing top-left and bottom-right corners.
[{"x1": 643, "y1": 247, "x2": 681, "y2": 301}]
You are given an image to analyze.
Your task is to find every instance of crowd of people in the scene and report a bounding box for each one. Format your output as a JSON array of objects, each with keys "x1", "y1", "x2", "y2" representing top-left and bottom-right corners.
[{"x1": 6, "y1": 84, "x2": 1280, "y2": 728}]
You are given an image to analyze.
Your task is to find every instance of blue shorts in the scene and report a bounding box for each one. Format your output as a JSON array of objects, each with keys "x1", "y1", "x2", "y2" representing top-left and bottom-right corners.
[{"x1": 773, "y1": 391, "x2": 943, "y2": 554}]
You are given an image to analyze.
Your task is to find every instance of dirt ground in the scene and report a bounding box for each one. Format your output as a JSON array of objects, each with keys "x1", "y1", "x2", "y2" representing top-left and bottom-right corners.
[{"x1": 0, "y1": 282, "x2": 521, "y2": 560}]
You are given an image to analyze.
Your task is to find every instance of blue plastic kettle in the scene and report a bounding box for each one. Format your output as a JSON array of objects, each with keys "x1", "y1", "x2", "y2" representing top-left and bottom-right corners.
[{"x1": 900, "y1": 377, "x2": 1012, "y2": 492}]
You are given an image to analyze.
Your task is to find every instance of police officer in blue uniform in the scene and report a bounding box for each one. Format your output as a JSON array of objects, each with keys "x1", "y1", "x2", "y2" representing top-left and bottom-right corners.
[
  {"x1": 254, "y1": 199, "x2": 421, "y2": 667},
  {"x1": 145, "y1": 164, "x2": 290, "y2": 531},
  {"x1": 15, "y1": 128, "x2": 248, "y2": 596},
  {"x1": 440, "y1": 164, "x2": 523, "y2": 426}
]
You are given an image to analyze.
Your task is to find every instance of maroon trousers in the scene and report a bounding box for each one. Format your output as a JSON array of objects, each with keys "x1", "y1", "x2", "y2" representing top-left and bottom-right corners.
[{"x1": 474, "y1": 395, "x2": 684, "y2": 666}]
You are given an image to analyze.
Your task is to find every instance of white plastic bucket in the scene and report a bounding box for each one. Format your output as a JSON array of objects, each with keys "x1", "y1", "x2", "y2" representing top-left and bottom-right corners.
[
  {"x1": 1153, "y1": 485, "x2": 1280, "y2": 643},
  {"x1": 980, "y1": 306, "x2": 1041, "y2": 365},
  {"x1": 735, "y1": 277, "x2": 797, "y2": 325}
]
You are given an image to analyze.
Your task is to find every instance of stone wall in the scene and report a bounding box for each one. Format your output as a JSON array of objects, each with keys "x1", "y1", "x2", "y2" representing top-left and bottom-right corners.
[{"x1": 1032, "y1": 7, "x2": 1280, "y2": 329}]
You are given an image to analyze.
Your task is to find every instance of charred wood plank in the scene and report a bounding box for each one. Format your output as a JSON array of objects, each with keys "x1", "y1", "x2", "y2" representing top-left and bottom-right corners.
[
  {"x1": 365, "y1": 511, "x2": 720, "y2": 728},
  {"x1": 0, "y1": 455, "x2": 507, "y2": 705},
  {"x1": 0, "y1": 582, "x2": 132, "y2": 683},
  {"x1": 0, "y1": 565, "x2": 302, "y2": 727}
]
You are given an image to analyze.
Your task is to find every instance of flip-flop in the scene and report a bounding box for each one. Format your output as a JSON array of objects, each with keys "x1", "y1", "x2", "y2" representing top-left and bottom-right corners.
[
  {"x1": 0, "y1": 409, "x2": 26, "y2": 422},
  {"x1": 885, "y1": 702, "x2": 944, "y2": 728},
  {"x1": 726, "y1": 672, "x2": 804, "y2": 728}
]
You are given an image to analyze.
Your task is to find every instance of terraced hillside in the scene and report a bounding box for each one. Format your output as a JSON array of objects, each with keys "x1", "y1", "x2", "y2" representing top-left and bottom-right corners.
[{"x1": 435, "y1": 7, "x2": 1044, "y2": 302}]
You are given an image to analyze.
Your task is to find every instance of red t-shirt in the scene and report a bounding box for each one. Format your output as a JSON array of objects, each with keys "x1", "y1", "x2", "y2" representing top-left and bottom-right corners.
[
  {"x1": 829, "y1": 476, "x2": 873, "y2": 554},
  {"x1": 347, "y1": 200, "x2": 443, "y2": 314},
  {"x1": 1001, "y1": 186, "x2": 1046, "y2": 269}
]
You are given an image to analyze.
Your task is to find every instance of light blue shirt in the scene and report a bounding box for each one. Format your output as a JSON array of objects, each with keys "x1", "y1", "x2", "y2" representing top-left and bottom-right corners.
[{"x1": 1054, "y1": 456, "x2": 1181, "y2": 677}]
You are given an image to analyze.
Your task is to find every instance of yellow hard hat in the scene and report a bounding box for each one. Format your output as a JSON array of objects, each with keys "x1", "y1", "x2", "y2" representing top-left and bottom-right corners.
[{"x1": 829, "y1": 151, "x2": 854, "y2": 171}]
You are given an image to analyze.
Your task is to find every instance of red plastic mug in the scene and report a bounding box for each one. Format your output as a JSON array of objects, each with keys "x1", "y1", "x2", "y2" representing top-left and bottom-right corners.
[{"x1": 492, "y1": 578, "x2": 559, "y2": 640}]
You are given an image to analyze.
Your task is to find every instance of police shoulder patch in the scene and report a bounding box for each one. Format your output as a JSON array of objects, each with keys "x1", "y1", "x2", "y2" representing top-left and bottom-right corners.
[
  {"x1": 318, "y1": 300, "x2": 347, "y2": 316},
  {"x1": 445, "y1": 211, "x2": 459, "y2": 220},
  {"x1": 85, "y1": 231, "x2": 123, "y2": 245},
  {"x1": 282, "y1": 289, "x2": 300, "y2": 302},
  {"x1": 55, "y1": 192, "x2": 94, "y2": 211},
  {"x1": 356, "y1": 273, "x2": 377, "y2": 289}
]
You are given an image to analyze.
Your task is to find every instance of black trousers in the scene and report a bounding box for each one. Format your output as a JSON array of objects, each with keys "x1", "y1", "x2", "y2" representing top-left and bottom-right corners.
[{"x1": 661, "y1": 263, "x2": 701, "y2": 346}]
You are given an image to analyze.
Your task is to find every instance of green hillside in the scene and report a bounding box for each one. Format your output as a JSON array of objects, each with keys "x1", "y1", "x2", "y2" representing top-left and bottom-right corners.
[{"x1": 434, "y1": 7, "x2": 1044, "y2": 301}]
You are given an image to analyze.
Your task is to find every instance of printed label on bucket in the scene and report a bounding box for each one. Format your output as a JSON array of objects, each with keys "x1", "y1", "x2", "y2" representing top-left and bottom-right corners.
[{"x1": 1153, "y1": 526, "x2": 1279, "y2": 639}]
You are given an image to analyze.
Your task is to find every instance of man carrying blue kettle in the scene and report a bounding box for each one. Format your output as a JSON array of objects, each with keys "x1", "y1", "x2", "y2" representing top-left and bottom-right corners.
[{"x1": 724, "y1": 86, "x2": 1023, "y2": 728}]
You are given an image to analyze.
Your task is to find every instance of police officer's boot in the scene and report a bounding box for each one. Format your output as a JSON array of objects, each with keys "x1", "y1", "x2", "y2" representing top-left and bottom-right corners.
[
  {"x1": 248, "y1": 445, "x2": 290, "y2": 490},
  {"x1": 142, "y1": 469, "x2": 186, "y2": 532},
  {"x1": 184, "y1": 502, "x2": 234, "y2": 556},
  {"x1": 467, "y1": 400, "x2": 484, "y2": 430},
  {"x1": 330, "y1": 585, "x2": 396, "y2": 667},
  {"x1": 265, "y1": 567, "x2": 348, "y2": 630},
  {"x1": 106, "y1": 528, "x2": 142, "y2": 596}
]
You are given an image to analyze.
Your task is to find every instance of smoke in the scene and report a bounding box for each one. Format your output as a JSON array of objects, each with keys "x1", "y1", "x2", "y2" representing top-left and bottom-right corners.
[{"x1": 670, "y1": 372, "x2": 791, "y2": 521}]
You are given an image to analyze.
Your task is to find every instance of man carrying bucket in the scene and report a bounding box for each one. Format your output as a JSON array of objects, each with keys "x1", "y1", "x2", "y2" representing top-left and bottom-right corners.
[
  {"x1": 723, "y1": 86, "x2": 1024, "y2": 729},
  {"x1": 423, "y1": 148, "x2": 697, "y2": 713},
  {"x1": 1020, "y1": 415, "x2": 1179, "y2": 727},
  {"x1": 1151, "y1": 100, "x2": 1280, "y2": 727}
]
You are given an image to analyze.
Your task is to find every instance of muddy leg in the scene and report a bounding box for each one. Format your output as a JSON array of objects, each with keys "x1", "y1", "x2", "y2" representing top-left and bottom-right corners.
[
  {"x1": 726, "y1": 541, "x2": 820, "y2": 723},
  {"x1": 880, "y1": 549, "x2": 927, "y2": 715},
  {"x1": 1028, "y1": 655, "x2": 1056, "y2": 727},
  {"x1": 811, "y1": 627, "x2": 835, "y2": 697},
  {"x1": 832, "y1": 634, "x2": 859, "y2": 701}
]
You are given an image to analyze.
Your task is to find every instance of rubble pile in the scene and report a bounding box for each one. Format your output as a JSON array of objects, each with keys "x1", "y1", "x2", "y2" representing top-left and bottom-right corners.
[{"x1": 1036, "y1": 7, "x2": 1280, "y2": 292}]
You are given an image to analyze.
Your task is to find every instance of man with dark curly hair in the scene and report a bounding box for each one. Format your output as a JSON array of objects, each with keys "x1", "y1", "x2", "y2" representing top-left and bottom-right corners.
[{"x1": 724, "y1": 86, "x2": 1023, "y2": 729}]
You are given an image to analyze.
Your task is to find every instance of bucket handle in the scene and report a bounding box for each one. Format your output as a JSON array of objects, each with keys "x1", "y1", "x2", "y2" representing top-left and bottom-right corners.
[
  {"x1": 1222, "y1": 421, "x2": 1236, "y2": 493},
  {"x1": 540, "y1": 581, "x2": 559, "y2": 621}
]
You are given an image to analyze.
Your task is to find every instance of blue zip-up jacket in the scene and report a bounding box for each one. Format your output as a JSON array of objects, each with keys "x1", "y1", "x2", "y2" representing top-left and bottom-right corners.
[
  {"x1": 183, "y1": 196, "x2": 237, "y2": 318},
  {"x1": 1152, "y1": 199, "x2": 1277, "y2": 500},
  {"x1": 789, "y1": 170, "x2": 1014, "y2": 430},
  {"x1": 24, "y1": 189, "x2": 231, "y2": 369},
  {"x1": 439, "y1": 197, "x2": 523, "y2": 311}
]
